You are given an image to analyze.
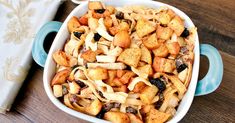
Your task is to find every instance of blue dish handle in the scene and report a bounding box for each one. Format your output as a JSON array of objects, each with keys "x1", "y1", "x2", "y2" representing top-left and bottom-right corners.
[
  {"x1": 195, "y1": 44, "x2": 223, "y2": 96},
  {"x1": 32, "y1": 21, "x2": 62, "y2": 67}
]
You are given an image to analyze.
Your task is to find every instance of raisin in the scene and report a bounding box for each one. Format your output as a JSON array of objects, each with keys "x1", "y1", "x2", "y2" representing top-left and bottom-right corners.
[
  {"x1": 181, "y1": 28, "x2": 190, "y2": 38},
  {"x1": 115, "y1": 11, "x2": 124, "y2": 19},
  {"x1": 73, "y1": 32, "x2": 83, "y2": 39},
  {"x1": 94, "y1": 9, "x2": 106, "y2": 14},
  {"x1": 103, "y1": 103, "x2": 114, "y2": 112},
  {"x1": 154, "y1": 100, "x2": 163, "y2": 109},
  {"x1": 96, "y1": 108, "x2": 106, "y2": 119},
  {"x1": 98, "y1": 91, "x2": 105, "y2": 98},
  {"x1": 150, "y1": 78, "x2": 166, "y2": 92},
  {"x1": 94, "y1": 33, "x2": 101, "y2": 41},
  {"x1": 126, "y1": 106, "x2": 138, "y2": 114},
  {"x1": 76, "y1": 80, "x2": 86, "y2": 88},
  {"x1": 177, "y1": 63, "x2": 187, "y2": 73}
]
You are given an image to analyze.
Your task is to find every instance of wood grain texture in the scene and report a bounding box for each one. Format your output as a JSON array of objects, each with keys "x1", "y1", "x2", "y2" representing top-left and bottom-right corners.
[{"x1": 0, "y1": 0, "x2": 235, "y2": 123}]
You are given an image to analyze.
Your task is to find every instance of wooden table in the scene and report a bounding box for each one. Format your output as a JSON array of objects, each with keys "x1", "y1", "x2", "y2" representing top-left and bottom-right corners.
[{"x1": 1, "y1": 0, "x2": 235, "y2": 122}]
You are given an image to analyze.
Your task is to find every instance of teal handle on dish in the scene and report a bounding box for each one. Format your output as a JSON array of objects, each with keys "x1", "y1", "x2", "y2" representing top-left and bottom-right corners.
[
  {"x1": 195, "y1": 44, "x2": 223, "y2": 96},
  {"x1": 32, "y1": 21, "x2": 62, "y2": 67}
]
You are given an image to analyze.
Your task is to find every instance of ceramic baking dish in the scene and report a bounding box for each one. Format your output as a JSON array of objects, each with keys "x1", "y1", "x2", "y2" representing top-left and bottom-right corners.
[{"x1": 32, "y1": 0, "x2": 223, "y2": 122}]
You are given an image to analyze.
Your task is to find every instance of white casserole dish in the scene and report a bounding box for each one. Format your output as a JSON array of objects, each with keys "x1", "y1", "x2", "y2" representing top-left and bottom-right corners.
[{"x1": 32, "y1": 0, "x2": 223, "y2": 122}]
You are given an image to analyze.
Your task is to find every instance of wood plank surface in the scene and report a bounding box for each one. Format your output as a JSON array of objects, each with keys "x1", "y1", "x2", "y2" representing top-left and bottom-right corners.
[{"x1": 0, "y1": 0, "x2": 235, "y2": 123}]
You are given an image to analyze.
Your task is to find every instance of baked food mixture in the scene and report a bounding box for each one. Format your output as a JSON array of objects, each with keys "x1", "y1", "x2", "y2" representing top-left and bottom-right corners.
[{"x1": 51, "y1": 1, "x2": 196, "y2": 123}]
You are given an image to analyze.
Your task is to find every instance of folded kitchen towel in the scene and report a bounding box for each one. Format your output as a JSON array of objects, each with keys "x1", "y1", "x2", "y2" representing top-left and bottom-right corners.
[{"x1": 0, "y1": 0, "x2": 62, "y2": 114}]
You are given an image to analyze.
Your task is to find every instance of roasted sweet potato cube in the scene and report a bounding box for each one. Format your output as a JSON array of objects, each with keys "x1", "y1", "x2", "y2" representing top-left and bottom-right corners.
[
  {"x1": 88, "y1": 1, "x2": 103, "y2": 10},
  {"x1": 117, "y1": 70, "x2": 126, "y2": 78},
  {"x1": 136, "y1": 19, "x2": 156, "y2": 38},
  {"x1": 106, "y1": 70, "x2": 117, "y2": 86},
  {"x1": 81, "y1": 50, "x2": 96, "y2": 62},
  {"x1": 79, "y1": 14, "x2": 88, "y2": 25},
  {"x1": 143, "y1": 33, "x2": 160, "y2": 50},
  {"x1": 152, "y1": 44, "x2": 169, "y2": 57},
  {"x1": 113, "y1": 78, "x2": 124, "y2": 86},
  {"x1": 117, "y1": 48, "x2": 142, "y2": 67},
  {"x1": 67, "y1": 16, "x2": 81, "y2": 33},
  {"x1": 168, "y1": 16, "x2": 184, "y2": 36},
  {"x1": 156, "y1": 25, "x2": 173, "y2": 40},
  {"x1": 140, "y1": 86, "x2": 158, "y2": 104},
  {"x1": 140, "y1": 45, "x2": 152, "y2": 64},
  {"x1": 113, "y1": 85, "x2": 128, "y2": 92},
  {"x1": 166, "y1": 42, "x2": 180, "y2": 55},
  {"x1": 153, "y1": 57, "x2": 165, "y2": 72},
  {"x1": 119, "y1": 71, "x2": 136, "y2": 84}
]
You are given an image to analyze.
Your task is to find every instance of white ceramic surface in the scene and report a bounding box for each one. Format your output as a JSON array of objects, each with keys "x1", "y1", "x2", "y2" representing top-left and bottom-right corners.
[{"x1": 43, "y1": 0, "x2": 199, "y2": 122}]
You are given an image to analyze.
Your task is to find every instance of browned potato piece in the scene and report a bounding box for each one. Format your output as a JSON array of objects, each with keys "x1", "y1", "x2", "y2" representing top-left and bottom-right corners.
[
  {"x1": 140, "y1": 45, "x2": 152, "y2": 64},
  {"x1": 136, "y1": 19, "x2": 156, "y2": 38},
  {"x1": 143, "y1": 33, "x2": 160, "y2": 50},
  {"x1": 117, "y1": 48, "x2": 141, "y2": 67},
  {"x1": 117, "y1": 70, "x2": 126, "y2": 78},
  {"x1": 53, "y1": 50, "x2": 77, "y2": 67},
  {"x1": 119, "y1": 71, "x2": 136, "y2": 84},
  {"x1": 113, "y1": 31, "x2": 131, "y2": 48},
  {"x1": 140, "y1": 105, "x2": 155, "y2": 115},
  {"x1": 166, "y1": 42, "x2": 180, "y2": 55},
  {"x1": 53, "y1": 85, "x2": 63, "y2": 97},
  {"x1": 140, "y1": 86, "x2": 158, "y2": 104},
  {"x1": 51, "y1": 69, "x2": 70, "y2": 86},
  {"x1": 109, "y1": 26, "x2": 119, "y2": 35},
  {"x1": 67, "y1": 16, "x2": 81, "y2": 33},
  {"x1": 152, "y1": 44, "x2": 169, "y2": 57},
  {"x1": 69, "y1": 81, "x2": 81, "y2": 94},
  {"x1": 138, "y1": 61, "x2": 147, "y2": 67},
  {"x1": 133, "y1": 82, "x2": 146, "y2": 93},
  {"x1": 163, "y1": 59, "x2": 176, "y2": 73},
  {"x1": 138, "y1": 64, "x2": 153, "y2": 76},
  {"x1": 168, "y1": 16, "x2": 184, "y2": 36},
  {"x1": 127, "y1": 113, "x2": 143, "y2": 123},
  {"x1": 88, "y1": 68, "x2": 108, "y2": 80},
  {"x1": 156, "y1": 25, "x2": 173, "y2": 40},
  {"x1": 104, "y1": 16, "x2": 113, "y2": 28},
  {"x1": 85, "y1": 99, "x2": 102, "y2": 116},
  {"x1": 88, "y1": 1, "x2": 103, "y2": 10},
  {"x1": 119, "y1": 21, "x2": 129, "y2": 31},
  {"x1": 166, "y1": 9, "x2": 175, "y2": 19},
  {"x1": 158, "y1": 12, "x2": 171, "y2": 25},
  {"x1": 146, "y1": 108, "x2": 171, "y2": 123},
  {"x1": 113, "y1": 85, "x2": 128, "y2": 92},
  {"x1": 81, "y1": 50, "x2": 96, "y2": 62},
  {"x1": 104, "y1": 111, "x2": 130, "y2": 123},
  {"x1": 153, "y1": 57, "x2": 175, "y2": 73}
]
